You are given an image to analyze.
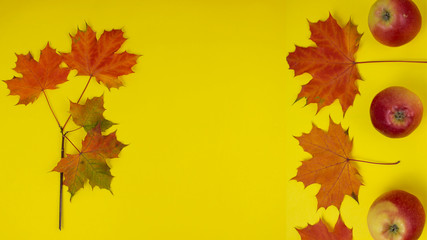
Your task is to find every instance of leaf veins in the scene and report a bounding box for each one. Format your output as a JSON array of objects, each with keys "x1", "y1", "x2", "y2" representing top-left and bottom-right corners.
[
  {"x1": 62, "y1": 24, "x2": 140, "y2": 89},
  {"x1": 292, "y1": 118, "x2": 362, "y2": 209},
  {"x1": 4, "y1": 44, "x2": 69, "y2": 105},
  {"x1": 287, "y1": 14, "x2": 362, "y2": 114}
]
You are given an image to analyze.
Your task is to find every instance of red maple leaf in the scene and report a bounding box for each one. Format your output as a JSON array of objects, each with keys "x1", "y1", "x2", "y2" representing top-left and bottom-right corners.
[
  {"x1": 53, "y1": 126, "x2": 126, "y2": 197},
  {"x1": 62, "y1": 24, "x2": 140, "y2": 89},
  {"x1": 293, "y1": 118, "x2": 362, "y2": 209},
  {"x1": 297, "y1": 215, "x2": 353, "y2": 240},
  {"x1": 287, "y1": 14, "x2": 362, "y2": 114},
  {"x1": 4, "y1": 44, "x2": 70, "y2": 105}
]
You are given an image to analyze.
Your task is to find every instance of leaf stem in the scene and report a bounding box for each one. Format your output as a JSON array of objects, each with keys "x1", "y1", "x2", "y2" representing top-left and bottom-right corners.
[
  {"x1": 75, "y1": 75, "x2": 93, "y2": 105},
  {"x1": 63, "y1": 75, "x2": 93, "y2": 129},
  {"x1": 65, "y1": 126, "x2": 83, "y2": 134},
  {"x1": 348, "y1": 158, "x2": 400, "y2": 165},
  {"x1": 355, "y1": 60, "x2": 427, "y2": 64},
  {"x1": 42, "y1": 90, "x2": 62, "y2": 130},
  {"x1": 64, "y1": 135, "x2": 81, "y2": 153}
]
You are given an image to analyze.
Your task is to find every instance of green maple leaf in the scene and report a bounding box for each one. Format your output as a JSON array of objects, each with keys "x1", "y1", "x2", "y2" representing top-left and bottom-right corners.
[
  {"x1": 70, "y1": 95, "x2": 114, "y2": 132},
  {"x1": 53, "y1": 125, "x2": 126, "y2": 197}
]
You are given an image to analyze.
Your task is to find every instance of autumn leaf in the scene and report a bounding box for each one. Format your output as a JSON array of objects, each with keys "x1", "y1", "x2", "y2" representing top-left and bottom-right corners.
[
  {"x1": 293, "y1": 118, "x2": 362, "y2": 209},
  {"x1": 70, "y1": 95, "x2": 114, "y2": 132},
  {"x1": 287, "y1": 14, "x2": 362, "y2": 114},
  {"x1": 53, "y1": 125, "x2": 126, "y2": 197},
  {"x1": 62, "y1": 24, "x2": 140, "y2": 89},
  {"x1": 4, "y1": 44, "x2": 70, "y2": 105},
  {"x1": 297, "y1": 215, "x2": 352, "y2": 240}
]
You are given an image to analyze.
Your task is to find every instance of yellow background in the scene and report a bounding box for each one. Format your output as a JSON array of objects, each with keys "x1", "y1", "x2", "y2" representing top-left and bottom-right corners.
[{"x1": 0, "y1": 0, "x2": 426, "y2": 239}]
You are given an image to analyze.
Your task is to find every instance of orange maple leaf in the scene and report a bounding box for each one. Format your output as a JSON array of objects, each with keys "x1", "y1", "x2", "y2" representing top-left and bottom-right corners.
[
  {"x1": 62, "y1": 24, "x2": 140, "y2": 89},
  {"x1": 287, "y1": 14, "x2": 362, "y2": 114},
  {"x1": 53, "y1": 126, "x2": 126, "y2": 197},
  {"x1": 4, "y1": 44, "x2": 70, "y2": 105},
  {"x1": 297, "y1": 215, "x2": 353, "y2": 240},
  {"x1": 293, "y1": 118, "x2": 362, "y2": 209}
]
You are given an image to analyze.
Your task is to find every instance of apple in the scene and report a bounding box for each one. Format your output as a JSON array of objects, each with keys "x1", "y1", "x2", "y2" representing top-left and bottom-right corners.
[
  {"x1": 368, "y1": 0, "x2": 422, "y2": 47},
  {"x1": 367, "y1": 190, "x2": 425, "y2": 240},
  {"x1": 370, "y1": 86, "x2": 423, "y2": 138}
]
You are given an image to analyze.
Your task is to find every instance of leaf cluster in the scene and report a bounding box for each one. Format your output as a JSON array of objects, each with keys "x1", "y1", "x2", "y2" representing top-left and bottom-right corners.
[{"x1": 4, "y1": 24, "x2": 140, "y2": 198}]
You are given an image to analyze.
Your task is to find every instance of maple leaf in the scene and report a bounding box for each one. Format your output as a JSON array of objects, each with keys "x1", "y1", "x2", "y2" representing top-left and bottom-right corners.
[
  {"x1": 297, "y1": 215, "x2": 353, "y2": 240},
  {"x1": 293, "y1": 118, "x2": 362, "y2": 209},
  {"x1": 70, "y1": 95, "x2": 114, "y2": 132},
  {"x1": 53, "y1": 126, "x2": 126, "y2": 197},
  {"x1": 287, "y1": 14, "x2": 362, "y2": 114},
  {"x1": 4, "y1": 44, "x2": 70, "y2": 105},
  {"x1": 62, "y1": 24, "x2": 140, "y2": 89}
]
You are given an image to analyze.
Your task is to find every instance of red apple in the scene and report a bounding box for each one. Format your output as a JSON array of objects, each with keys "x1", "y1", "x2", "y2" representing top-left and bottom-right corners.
[
  {"x1": 370, "y1": 86, "x2": 423, "y2": 138},
  {"x1": 368, "y1": 0, "x2": 422, "y2": 47},
  {"x1": 367, "y1": 190, "x2": 425, "y2": 240}
]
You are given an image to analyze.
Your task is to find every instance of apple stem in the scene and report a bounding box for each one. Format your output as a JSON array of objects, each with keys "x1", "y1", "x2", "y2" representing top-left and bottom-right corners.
[
  {"x1": 355, "y1": 60, "x2": 427, "y2": 64},
  {"x1": 382, "y1": 11, "x2": 391, "y2": 21},
  {"x1": 390, "y1": 224, "x2": 399, "y2": 233},
  {"x1": 348, "y1": 158, "x2": 400, "y2": 165}
]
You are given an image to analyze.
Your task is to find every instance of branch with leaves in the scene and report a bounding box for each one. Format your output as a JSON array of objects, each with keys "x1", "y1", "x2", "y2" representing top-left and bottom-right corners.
[{"x1": 3, "y1": 24, "x2": 140, "y2": 230}]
